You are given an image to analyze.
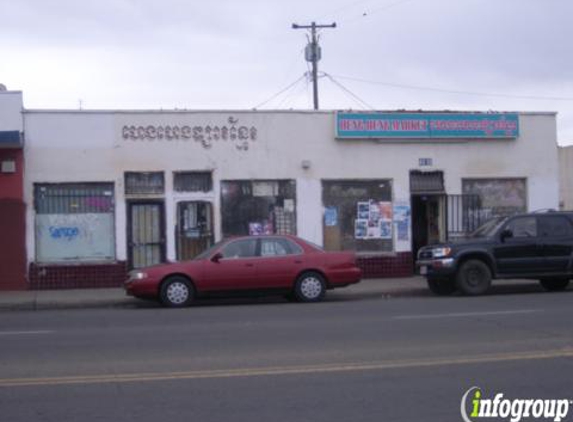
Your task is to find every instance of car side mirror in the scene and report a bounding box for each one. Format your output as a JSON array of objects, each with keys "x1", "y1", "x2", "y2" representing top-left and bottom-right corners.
[
  {"x1": 500, "y1": 229, "x2": 513, "y2": 242},
  {"x1": 211, "y1": 252, "x2": 223, "y2": 263}
]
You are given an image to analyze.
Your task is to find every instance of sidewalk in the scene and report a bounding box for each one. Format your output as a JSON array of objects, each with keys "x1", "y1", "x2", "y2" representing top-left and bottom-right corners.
[{"x1": 0, "y1": 277, "x2": 429, "y2": 311}]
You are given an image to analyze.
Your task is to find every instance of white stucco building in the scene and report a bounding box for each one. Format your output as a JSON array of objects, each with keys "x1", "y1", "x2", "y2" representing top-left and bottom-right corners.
[{"x1": 1, "y1": 91, "x2": 561, "y2": 288}]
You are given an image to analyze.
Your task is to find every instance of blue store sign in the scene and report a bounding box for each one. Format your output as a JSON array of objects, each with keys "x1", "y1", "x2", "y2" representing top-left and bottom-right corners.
[{"x1": 335, "y1": 112, "x2": 519, "y2": 139}]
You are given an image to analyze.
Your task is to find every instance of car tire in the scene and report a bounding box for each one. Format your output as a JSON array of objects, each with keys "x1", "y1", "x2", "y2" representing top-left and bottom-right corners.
[
  {"x1": 294, "y1": 272, "x2": 326, "y2": 302},
  {"x1": 539, "y1": 278, "x2": 570, "y2": 292},
  {"x1": 160, "y1": 276, "x2": 194, "y2": 308},
  {"x1": 456, "y1": 259, "x2": 492, "y2": 296},
  {"x1": 427, "y1": 278, "x2": 457, "y2": 296}
]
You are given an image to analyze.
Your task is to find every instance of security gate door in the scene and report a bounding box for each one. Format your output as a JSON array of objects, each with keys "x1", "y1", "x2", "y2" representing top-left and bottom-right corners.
[
  {"x1": 128, "y1": 202, "x2": 166, "y2": 269},
  {"x1": 176, "y1": 201, "x2": 214, "y2": 261}
]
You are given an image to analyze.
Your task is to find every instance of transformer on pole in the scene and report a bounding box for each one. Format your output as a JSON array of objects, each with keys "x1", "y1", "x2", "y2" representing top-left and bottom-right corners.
[{"x1": 292, "y1": 21, "x2": 336, "y2": 110}]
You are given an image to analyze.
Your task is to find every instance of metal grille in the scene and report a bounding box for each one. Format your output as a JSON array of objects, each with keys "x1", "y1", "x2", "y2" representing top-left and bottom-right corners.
[
  {"x1": 129, "y1": 203, "x2": 164, "y2": 268},
  {"x1": 176, "y1": 201, "x2": 214, "y2": 260},
  {"x1": 34, "y1": 183, "x2": 114, "y2": 214},
  {"x1": 174, "y1": 172, "x2": 212, "y2": 192},
  {"x1": 125, "y1": 172, "x2": 165, "y2": 195},
  {"x1": 447, "y1": 194, "x2": 484, "y2": 239}
]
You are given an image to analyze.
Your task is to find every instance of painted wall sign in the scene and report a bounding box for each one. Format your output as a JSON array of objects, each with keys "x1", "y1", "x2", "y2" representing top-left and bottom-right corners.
[
  {"x1": 336, "y1": 112, "x2": 519, "y2": 139},
  {"x1": 122, "y1": 116, "x2": 257, "y2": 150}
]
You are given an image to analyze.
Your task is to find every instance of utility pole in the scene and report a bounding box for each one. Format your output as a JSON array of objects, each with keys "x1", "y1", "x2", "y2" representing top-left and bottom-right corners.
[{"x1": 292, "y1": 21, "x2": 336, "y2": 110}]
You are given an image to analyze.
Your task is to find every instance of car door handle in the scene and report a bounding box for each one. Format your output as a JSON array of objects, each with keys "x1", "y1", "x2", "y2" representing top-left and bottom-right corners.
[
  {"x1": 245, "y1": 263, "x2": 255, "y2": 267},
  {"x1": 294, "y1": 260, "x2": 302, "y2": 264}
]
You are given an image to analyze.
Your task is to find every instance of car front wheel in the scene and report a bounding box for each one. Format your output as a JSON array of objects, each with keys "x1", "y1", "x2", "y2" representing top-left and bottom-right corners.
[
  {"x1": 539, "y1": 278, "x2": 570, "y2": 292},
  {"x1": 160, "y1": 276, "x2": 194, "y2": 308},
  {"x1": 427, "y1": 278, "x2": 457, "y2": 296},
  {"x1": 294, "y1": 272, "x2": 326, "y2": 302},
  {"x1": 456, "y1": 259, "x2": 492, "y2": 296}
]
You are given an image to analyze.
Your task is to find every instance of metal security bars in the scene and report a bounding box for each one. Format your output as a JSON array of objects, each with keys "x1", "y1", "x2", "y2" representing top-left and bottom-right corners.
[
  {"x1": 125, "y1": 172, "x2": 165, "y2": 195},
  {"x1": 34, "y1": 183, "x2": 114, "y2": 214},
  {"x1": 446, "y1": 194, "x2": 484, "y2": 240},
  {"x1": 174, "y1": 172, "x2": 213, "y2": 192}
]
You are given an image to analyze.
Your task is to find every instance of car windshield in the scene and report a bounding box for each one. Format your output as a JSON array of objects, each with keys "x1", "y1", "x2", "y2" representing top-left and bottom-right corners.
[
  {"x1": 470, "y1": 216, "x2": 508, "y2": 238},
  {"x1": 193, "y1": 240, "x2": 227, "y2": 260}
]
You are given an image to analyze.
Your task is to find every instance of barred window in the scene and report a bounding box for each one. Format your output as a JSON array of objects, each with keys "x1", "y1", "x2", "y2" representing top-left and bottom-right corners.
[
  {"x1": 35, "y1": 184, "x2": 114, "y2": 214},
  {"x1": 174, "y1": 172, "x2": 212, "y2": 192},
  {"x1": 125, "y1": 172, "x2": 164, "y2": 195},
  {"x1": 34, "y1": 183, "x2": 115, "y2": 262}
]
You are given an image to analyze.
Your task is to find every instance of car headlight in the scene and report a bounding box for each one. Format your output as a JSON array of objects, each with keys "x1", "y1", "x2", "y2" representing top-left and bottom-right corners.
[
  {"x1": 129, "y1": 271, "x2": 148, "y2": 281},
  {"x1": 432, "y1": 247, "x2": 452, "y2": 258}
]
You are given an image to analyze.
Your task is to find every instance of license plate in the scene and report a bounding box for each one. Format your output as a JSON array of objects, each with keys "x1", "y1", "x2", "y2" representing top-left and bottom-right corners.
[{"x1": 420, "y1": 265, "x2": 427, "y2": 275}]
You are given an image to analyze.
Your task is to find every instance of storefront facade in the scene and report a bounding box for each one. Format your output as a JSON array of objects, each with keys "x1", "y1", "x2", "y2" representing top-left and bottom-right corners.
[{"x1": 7, "y1": 93, "x2": 559, "y2": 289}]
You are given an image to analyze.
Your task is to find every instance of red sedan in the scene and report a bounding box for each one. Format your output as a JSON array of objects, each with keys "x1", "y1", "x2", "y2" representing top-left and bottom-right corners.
[{"x1": 125, "y1": 235, "x2": 362, "y2": 307}]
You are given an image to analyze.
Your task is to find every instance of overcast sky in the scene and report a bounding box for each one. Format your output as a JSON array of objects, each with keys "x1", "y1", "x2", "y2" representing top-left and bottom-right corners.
[{"x1": 2, "y1": 0, "x2": 572, "y2": 144}]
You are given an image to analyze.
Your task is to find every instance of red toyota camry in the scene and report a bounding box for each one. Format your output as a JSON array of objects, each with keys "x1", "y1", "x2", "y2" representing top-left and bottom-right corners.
[{"x1": 125, "y1": 235, "x2": 362, "y2": 307}]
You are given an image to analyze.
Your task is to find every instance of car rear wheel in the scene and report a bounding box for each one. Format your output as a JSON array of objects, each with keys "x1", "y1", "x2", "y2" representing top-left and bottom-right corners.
[
  {"x1": 456, "y1": 259, "x2": 491, "y2": 296},
  {"x1": 427, "y1": 278, "x2": 457, "y2": 296},
  {"x1": 539, "y1": 278, "x2": 570, "y2": 292},
  {"x1": 160, "y1": 276, "x2": 194, "y2": 308},
  {"x1": 294, "y1": 272, "x2": 326, "y2": 302}
]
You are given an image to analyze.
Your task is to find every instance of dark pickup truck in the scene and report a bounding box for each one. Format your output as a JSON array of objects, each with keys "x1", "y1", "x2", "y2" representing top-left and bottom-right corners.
[{"x1": 416, "y1": 211, "x2": 573, "y2": 295}]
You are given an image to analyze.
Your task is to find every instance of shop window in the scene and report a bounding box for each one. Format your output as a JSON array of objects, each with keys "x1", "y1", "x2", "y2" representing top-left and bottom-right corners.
[
  {"x1": 322, "y1": 180, "x2": 393, "y2": 253},
  {"x1": 174, "y1": 172, "x2": 212, "y2": 192},
  {"x1": 125, "y1": 172, "x2": 164, "y2": 195},
  {"x1": 34, "y1": 183, "x2": 115, "y2": 262},
  {"x1": 221, "y1": 180, "x2": 296, "y2": 236},
  {"x1": 462, "y1": 178, "x2": 526, "y2": 220},
  {"x1": 176, "y1": 201, "x2": 214, "y2": 260}
]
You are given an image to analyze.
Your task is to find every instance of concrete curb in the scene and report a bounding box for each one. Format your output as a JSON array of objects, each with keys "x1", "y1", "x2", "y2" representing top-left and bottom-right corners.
[{"x1": 0, "y1": 278, "x2": 428, "y2": 312}]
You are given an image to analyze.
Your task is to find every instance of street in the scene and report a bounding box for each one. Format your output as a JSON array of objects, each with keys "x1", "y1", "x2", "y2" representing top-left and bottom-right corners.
[{"x1": 1, "y1": 281, "x2": 572, "y2": 422}]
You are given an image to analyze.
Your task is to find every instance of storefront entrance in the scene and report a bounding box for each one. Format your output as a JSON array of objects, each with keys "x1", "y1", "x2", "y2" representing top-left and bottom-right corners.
[
  {"x1": 176, "y1": 201, "x2": 213, "y2": 260},
  {"x1": 127, "y1": 201, "x2": 166, "y2": 269},
  {"x1": 410, "y1": 171, "x2": 446, "y2": 259}
]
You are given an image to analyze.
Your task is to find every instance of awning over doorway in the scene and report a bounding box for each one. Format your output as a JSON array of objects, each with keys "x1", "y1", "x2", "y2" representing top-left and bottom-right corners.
[{"x1": 0, "y1": 131, "x2": 23, "y2": 148}]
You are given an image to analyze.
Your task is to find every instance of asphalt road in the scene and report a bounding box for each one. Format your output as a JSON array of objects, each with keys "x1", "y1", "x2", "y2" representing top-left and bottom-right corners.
[{"x1": 1, "y1": 284, "x2": 573, "y2": 422}]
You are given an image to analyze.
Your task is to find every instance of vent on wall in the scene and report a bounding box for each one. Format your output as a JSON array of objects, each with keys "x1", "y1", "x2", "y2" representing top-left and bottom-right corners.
[{"x1": 1, "y1": 160, "x2": 16, "y2": 173}]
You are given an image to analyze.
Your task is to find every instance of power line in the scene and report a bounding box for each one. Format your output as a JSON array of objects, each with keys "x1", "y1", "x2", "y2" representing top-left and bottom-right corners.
[
  {"x1": 330, "y1": 74, "x2": 573, "y2": 102},
  {"x1": 252, "y1": 75, "x2": 306, "y2": 109},
  {"x1": 324, "y1": 73, "x2": 376, "y2": 109}
]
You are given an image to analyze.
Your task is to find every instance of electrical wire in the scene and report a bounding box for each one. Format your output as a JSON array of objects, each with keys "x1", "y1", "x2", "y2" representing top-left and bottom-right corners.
[
  {"x1": 252, "y1": 75, "x2": 306, "y2": 109},
  {"x1": 330, "y1": 74, "x2": 573, "y2": 102},
  {"x1": 323, "y1": 73, "x2": 376, "y2": 109}
]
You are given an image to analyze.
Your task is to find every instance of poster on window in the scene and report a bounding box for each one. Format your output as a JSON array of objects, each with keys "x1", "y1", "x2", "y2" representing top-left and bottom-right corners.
[
  {"x1": 379, "y1": 202, "x2": 393, "y2": 220},
  {"x1": 355, "y1": 219, "x2": 368, "y2": 239},
  {"x1": 324, "y1": 206, "x2": 338, "y2": 227},
  {"x1": 393, "y1": 200, "x2": 411, "y2": 250},
  {"x1": 357, "y1": 202, "x2": 370, "y2": 220},
  {"x1": 379, "y1": 220, "x2": 393, "y2": 239}
]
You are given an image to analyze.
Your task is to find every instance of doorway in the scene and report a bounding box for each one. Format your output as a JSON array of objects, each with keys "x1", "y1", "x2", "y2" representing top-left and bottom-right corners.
[
  {"x1": 410, "y1": 171, "x2": 446, "y2": 260},
  {"x1": 127, "y1": 201, "x2": 166, "y2": 269},
  {"x1": 411, "y1": 195, "x2": 447, "y2": 256},
  {"x1": 176, "y1": 201, "x2": 214, "y2": 260}
]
